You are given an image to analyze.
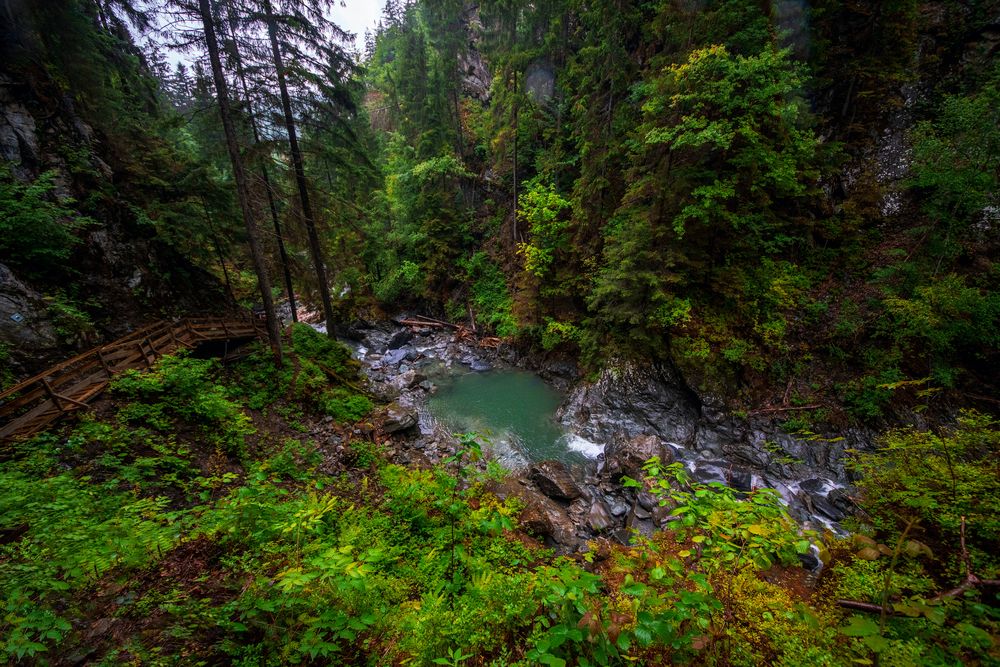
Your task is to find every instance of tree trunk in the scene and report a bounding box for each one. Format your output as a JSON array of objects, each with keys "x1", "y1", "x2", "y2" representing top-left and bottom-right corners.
[
  {"x1": 263, "y1": 0, "x2": 336, "y2": 337},
  {"x1": 224, "y1": 3, "x2": 298, "y2": 323},
  {"x1": 198, "y1": 0, "x2": 282, "y2": 364}
]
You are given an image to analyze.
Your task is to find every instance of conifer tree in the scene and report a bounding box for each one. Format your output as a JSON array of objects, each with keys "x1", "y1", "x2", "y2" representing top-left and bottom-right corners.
[{"x1": 196, "y1": 0, "x2": 283, "y2": 363}]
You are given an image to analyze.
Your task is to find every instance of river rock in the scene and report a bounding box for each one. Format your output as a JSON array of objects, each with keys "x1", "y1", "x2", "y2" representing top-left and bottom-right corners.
[
  {"x1": 559, "y1": 360, "x2": 699, "y2": 446},
  {"x1": 381, "y1": 403, "x2": 418, "y2": 433},
  {"x1": 531, "y1": 460, "x2": 582, "y2": 501},
  {"x1": 603, "y1": 434, "x2": 675, "y2": 483},
  {"x1": 387, "y1": 330, "x2": 413, "y2": 349},
  {"x1": 608, "y1": 498, "x2": 629, "y2": 517},
  {"x1": 383, "y1": 348, "x2": 407, "y2": 365},
  {"x1": 586, "y1": 498, "x2": 613, "y2": 532},
  {"x1": 517, "y1": 489, "x2": 578, "y2": 548}
]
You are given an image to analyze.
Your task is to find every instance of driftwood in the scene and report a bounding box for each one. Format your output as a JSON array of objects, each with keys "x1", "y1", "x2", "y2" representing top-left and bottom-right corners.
[
  {"x1": 747, "y1": 404, "x2": 822, "y2": 416},
  {"x1": 400, "y1": 314, "x2": 504, "y2": 350},
  {"x1": 837, "y1": 517, "x2": 1000, "y2": 616}
]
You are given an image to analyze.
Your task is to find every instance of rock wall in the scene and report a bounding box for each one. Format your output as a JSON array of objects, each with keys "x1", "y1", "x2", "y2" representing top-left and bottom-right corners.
[{"x1": 0, "y1": 70, "x2": 229, "y2": 380}]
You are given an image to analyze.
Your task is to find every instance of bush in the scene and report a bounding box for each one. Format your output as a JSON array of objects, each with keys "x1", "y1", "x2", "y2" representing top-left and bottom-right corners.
[{"x1": 0, "y1": 171, "x2": 92, "y2": 276}]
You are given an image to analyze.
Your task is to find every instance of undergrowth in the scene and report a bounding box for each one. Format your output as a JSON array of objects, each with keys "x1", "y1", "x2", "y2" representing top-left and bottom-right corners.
[{"x1": 0, "y1": 346, "x2": 997, "y2": 665}]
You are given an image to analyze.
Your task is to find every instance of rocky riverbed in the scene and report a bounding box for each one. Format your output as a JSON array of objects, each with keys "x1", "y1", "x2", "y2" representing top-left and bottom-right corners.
[{"x1": 337, "y1": 318, "x2": 869, "y2": 563}]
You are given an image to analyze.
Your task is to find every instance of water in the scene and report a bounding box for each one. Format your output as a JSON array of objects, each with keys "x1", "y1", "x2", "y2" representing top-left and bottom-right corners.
[{"x1": 426, "y1": 366, "x2": 598, "y2": 468}]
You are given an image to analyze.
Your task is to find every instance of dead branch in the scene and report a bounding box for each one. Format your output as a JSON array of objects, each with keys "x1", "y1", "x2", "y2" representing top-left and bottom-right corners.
[
  {"x1": 837, "y1": 517, "x2": 1000, "y2": 616},
  {"x1": 748, "y1": 404, "x2": 822, "y2": 416}
]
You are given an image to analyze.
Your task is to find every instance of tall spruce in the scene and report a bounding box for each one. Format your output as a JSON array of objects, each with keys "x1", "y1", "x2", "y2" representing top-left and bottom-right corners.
[
  {"x1": 197, "y1": 0, "x2": 283, "y2": 363},
  {"x1": 260, "y1": 0, "x2": 341, "y2": 337}
]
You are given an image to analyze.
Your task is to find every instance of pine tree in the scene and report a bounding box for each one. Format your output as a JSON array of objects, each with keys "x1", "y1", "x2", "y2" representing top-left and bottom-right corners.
[{"x1": 197, "y1": 0, "x2": 283, "y2": 363}]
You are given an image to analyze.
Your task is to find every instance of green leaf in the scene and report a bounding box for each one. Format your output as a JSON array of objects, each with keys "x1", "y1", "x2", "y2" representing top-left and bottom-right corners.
[{"x1": 841, "y1": 616, "x2": 881, "y2": 637}]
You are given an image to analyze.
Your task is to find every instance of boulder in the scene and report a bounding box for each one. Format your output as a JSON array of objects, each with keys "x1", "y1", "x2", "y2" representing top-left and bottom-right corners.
[
  {"x1": 382, "y1": 403, "x2": 418, "y2": 433},
  {"x1": 603, "y1": 434, "x2": 675, "y2": 484},
  {"x1": 517, "y1": 489, "x2": 578, "y2": 548},
  {"x1": 387, "y1": 329, "x2": 413, "y2": 350},
  {"x1": 530, "y1": 460, "x2": 582, "y2": 502},
  {"x1": 382, "y1": 348, "x2": 408, "y2": 365},
  {"x1": 586, "y1": 498, "x2": 614, "y2": 532}
]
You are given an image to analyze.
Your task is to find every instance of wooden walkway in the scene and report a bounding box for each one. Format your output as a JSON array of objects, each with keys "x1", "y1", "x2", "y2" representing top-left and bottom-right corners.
[{"x1": 0, "y1": 315, "x2": 266, "y2": 442}]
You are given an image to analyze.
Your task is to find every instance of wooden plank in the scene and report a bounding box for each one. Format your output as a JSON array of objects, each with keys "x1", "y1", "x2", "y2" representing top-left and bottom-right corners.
[
  {"x1": 0, "y1": 387, "x2": 48, "y2": 416},
  {"x1": 2, "y1": 313, "x2": 264, "y2": 441}
]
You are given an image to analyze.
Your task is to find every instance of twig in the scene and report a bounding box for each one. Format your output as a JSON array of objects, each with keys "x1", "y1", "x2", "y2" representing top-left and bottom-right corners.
[
  {"x1": 313, "y1": 361, "x2": 367, "y2": 394},
  {"x1": 748, "y1": 404, "x2": 822, "y2": 416},
  {"x1": 838, "y1": 517, "x2": 1000, "y2": 615}
]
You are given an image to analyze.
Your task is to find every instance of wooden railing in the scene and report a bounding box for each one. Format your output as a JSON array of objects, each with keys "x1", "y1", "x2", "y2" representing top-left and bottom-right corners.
[{"x1": 0, "y1": 314, "x2": 266, "y2": 442}]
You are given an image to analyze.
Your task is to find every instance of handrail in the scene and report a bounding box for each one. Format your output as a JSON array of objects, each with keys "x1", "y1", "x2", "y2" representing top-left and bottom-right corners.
[{"x1": 0, "y1": 314, "x2": 266, "y2": 442}]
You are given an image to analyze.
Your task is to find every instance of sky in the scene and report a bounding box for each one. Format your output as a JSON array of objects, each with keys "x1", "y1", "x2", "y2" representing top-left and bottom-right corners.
[{"x1": 329, "y1": 0, "x2": 385, "y2": 48}]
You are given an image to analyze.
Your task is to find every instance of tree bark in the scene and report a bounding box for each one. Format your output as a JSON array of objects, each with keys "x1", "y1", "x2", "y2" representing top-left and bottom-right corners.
[
  {"x1": 224, "y1": 3, "x2": 298, "y2": 323},
  {"x1": 198, "y1": 0, "x2": 282, "y2": 364},
  {"x1": 263, "y1": 0, "x2": 336, "y2": 337}
]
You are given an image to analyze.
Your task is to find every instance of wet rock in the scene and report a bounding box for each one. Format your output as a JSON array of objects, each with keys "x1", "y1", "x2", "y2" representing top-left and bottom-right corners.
[
  {"x1": 560, "y1": 360, "x2": 699, "y2": 446},
  {"x1": 729, "y1": 468, "x2": 753, "y2": 492},
  {"x1": 0, "y1": 263, "x2": 60, "y2": 375},
  {"x1": 383, "y1": 348, "x2": 407, "y2": 365},
  {"x1": 470, "y1": 359, "x2": 492, "y2": 372},
  {"x1": 587, "y1": 498, "x2": 613, "y2": 532},
  {"x1": 631, "y1": 503, "x2": 651, "y2": 520},
  {"x1": 798, "y1": 549, "x2": 822, "y2": 572},
  {"x1": 405, "y1": 349, "x2": 421, "y2": 362},
  {"x1": 603, "y1": 434, "x2": 675, "y2": 483},
  {"x1": 531, "y1": 460, "x2": 582, "y2": 501},
  {"x1": 518, "y1": 489, "x2": 579, "y2": 548},
  {"x1": 625, "y1": 510, "x2": 656, "y2": 539},
  {"x1": 418, "y1": 381, "x2": 436, "y2": 393},
  {"x1": 608, "y1": 498, "x2": 629, "y2": 517},
  {"x1": 634, "y1": 489, "x2": 658, "y2": 512},
  {"x1": 827, "y1": 487, "x2": 855, "y2": 517},
  {"x1": 387, "y1": 330, "x2": 413, "y2": 349},
  {"x1": 382, "y1": 403, "x2": 418, "y2": 433},
  {"x1": 806, "y1": 492, "x2": 847, "y2": 522}
]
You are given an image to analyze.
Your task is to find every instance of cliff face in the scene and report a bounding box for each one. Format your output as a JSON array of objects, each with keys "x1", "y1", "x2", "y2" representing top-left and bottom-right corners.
[{"x1": 0, "y1": 62, "x2": 228, "y2": 381}]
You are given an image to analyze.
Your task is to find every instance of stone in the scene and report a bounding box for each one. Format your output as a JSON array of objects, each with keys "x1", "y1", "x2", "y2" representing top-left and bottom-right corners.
[
  {"x1": 587, "y1": 499, "x2": 614, "y2": 532},
  {"x1": 798, "y1": 549, "x2": 822, "y2": 572},
  {"x1": 603, "y1": 434, "x2": 675, "y2": 484},
  {"x1": 387, "y1": 329, "x2": 414, "y2": 349},
  {"x1": 559, "y1": 360, "x2": 700, "y2": 445},
  {"x1": 631, "y1": 503, "x2": 651, "y2": 521},
  {"x1": 470, "y1": 359, "x2": 492, "y2": 372},
  {"x1": 382, "y1": 403, "x2": 418, "y2": 433},
  {"x1": 517, "y1": 489, "x2": 578, "y2": 549},
  {"x1": 0, "y1": 263, "x2": 60, "y2": 375},
  {"x1": 608, "y1": 498, "x2": 629, "y2": 517},
  {"x1": 383, "y1": 348, "x2": 407, "y2": 365},
  {"x1": 530, "y1": 460, "x2": 582, "y2": 502},
  {"x1": 856, "y1": 547, "x2": 882, "y2": 561}
]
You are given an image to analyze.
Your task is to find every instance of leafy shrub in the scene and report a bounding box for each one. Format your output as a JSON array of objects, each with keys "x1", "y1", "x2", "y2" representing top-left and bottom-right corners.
[
  {"x1": 0, "y1": 171, "x2": 92, "y2": 276},
  {"x1": 322, "y1": 388, "x2": 373, "y2": 423},
  {"x1": 113, "y1": 353, "x2": 254, "y2": 455},
  {"x1": 848, "y1": 410, "x2": 1000, "y2": 563}
]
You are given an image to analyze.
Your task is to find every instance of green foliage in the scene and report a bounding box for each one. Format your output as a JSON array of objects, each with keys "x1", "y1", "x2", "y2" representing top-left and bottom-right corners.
[
  {"x1": 113, "y1": 352, "x2": 254, "y2": 455},
  {"x1": 848, "y1": 410, "x2": 1000, "y2": 561},
  {"x1": 0, "y1": 470, "x2": 176, "y2": 660},
  {"x1": 321, "y1": 388, "x2": 373, "y2": 423},
  {"x1": 460, "y1": 252, "x2": 519, "y2": 337},
  {"x1": 627, "y1": 457, "x2": 812, "y2": 572},
  {"x1": 517, "y1": 179, "x2": 572, "y2": 279},
  {"x1": 0, "y1": 171, "x2": 92, "y2": 276}
]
